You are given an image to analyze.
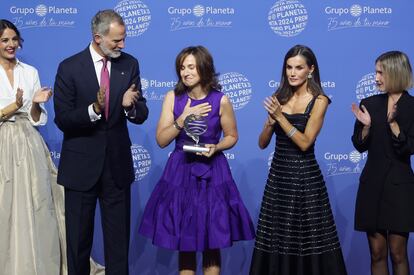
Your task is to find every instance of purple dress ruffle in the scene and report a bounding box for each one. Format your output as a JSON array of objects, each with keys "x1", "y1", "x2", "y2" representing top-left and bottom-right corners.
[{"x1": 139, "y1": 90, "x2": 255, "y2": 251}]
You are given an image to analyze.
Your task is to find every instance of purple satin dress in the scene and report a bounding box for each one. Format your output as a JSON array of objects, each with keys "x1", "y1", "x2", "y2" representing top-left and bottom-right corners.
[{"x1": 139, "y1": 90, "x2": 255, "y2": 251}]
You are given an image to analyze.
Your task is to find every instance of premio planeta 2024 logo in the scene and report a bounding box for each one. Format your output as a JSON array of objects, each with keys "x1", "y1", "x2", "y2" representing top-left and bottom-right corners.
[
  {"x1": 115, "y1": 0, "x2": 151, "y2": 37},
  {"x1": 268, "y1": 0, "x2": 308, "y2": 37},
  {"x1": 219, "y1": 72, "x2": 253, "y2": 111},
  {"x1": 355, "y1": 73, "x2": 380, "y2": 102},
  {"x1": 131, "y1": 144, "x2": 151, "y2": 182}
]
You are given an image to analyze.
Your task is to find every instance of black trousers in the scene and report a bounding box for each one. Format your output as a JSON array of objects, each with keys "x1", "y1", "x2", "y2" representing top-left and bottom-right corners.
[{"x1": 65, "y1": 158, "x2": 131, "y2": 275}]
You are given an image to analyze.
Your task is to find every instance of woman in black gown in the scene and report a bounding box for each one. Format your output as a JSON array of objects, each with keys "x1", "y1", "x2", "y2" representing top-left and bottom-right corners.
[{"x1": 250, "y1": 45, "x2": 347, "y2": 275}]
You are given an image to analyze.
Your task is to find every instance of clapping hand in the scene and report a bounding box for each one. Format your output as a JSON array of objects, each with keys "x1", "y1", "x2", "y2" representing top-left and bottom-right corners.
[
  {"x1": 32, "y1": 87, "x2": 52, "y2": 103},
  {"x1": 15, "y1": 88, "x2": 24, "y2": 107},
  {"x1": 122, "y1": 84, "x2": 140, "y2": 110},
  {"x1": 94, "y1": 85, "x2": 106, "y2": 114},
  {"x1": 264, "y1": 96, "x2": 282, "y2": 121},
  {"x1": 351, "y1": 103, "x2": 371, "y2": 127}
]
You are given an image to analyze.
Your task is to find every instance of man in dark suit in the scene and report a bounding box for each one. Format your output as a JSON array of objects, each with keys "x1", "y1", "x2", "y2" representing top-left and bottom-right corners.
[{"x1": 53, "y1": 10, "x2": 148, "y2": 275}]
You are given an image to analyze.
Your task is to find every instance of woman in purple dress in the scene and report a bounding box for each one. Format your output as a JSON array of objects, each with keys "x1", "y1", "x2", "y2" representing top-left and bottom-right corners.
[{"x1": 139, "y1": 45, "x2": 255, "y2": 274}]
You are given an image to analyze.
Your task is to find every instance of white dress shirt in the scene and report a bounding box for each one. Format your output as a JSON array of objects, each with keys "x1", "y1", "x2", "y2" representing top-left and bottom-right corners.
[
  {"x1": 0, "y1": 59, "x2": 47, "y2": 126},
  {"x1": 88, "y1": 43, "x2": 136, "y2": 121}
]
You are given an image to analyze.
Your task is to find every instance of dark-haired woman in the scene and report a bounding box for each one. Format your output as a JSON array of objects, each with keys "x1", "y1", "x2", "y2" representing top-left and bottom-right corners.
[
  {"x1": 139, "y1": 46, "x2": 255, "y2": 275},
  {"x1": 352, "y1": 51, "x2": 414, "y2": 275},
  {"x1": 250, "y1": 45, "x2": 347, "y2": 275},
  {"x1": 0, "y1": 19, "x2": 64, "y2": 274}
]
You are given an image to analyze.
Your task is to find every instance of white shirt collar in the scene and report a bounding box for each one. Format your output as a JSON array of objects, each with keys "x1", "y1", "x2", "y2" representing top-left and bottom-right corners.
[
  {"x1": 14, "y1": 58, "x2": 24, "y2": 68},
  {"x1": 89, "y1": 43, "x2": 106, "y2": 63}
]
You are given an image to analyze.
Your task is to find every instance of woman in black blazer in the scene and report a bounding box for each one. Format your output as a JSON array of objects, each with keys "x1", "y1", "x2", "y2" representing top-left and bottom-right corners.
[{"x1": 352, "y1": 51, "x2": 414, "y2": 275}]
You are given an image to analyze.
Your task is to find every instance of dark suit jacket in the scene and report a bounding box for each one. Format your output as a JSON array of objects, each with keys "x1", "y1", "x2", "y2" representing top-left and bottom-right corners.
[
  {"x1": 352, "y1": 91, "x2": 414, "y2": 232},
  {"x1": 54, "y1": 47, "x2": 148, "y2": 191}
]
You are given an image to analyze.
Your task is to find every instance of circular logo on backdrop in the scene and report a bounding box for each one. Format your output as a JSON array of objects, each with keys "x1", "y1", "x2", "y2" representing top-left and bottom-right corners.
[
  {"x1": 348, "y1": 150, "x2": 361, "y2": 163},
  {"x1": 140, "y1": 78, "x2": 149, "y2": 91},
  {"x1": 193, "y1": 5, "x2": 205, "y2": 17},
  {"x1": 219, "y1": 72, "x2": 253, "y2": 110},
  {"x1": 268, "y1": 0, "x2": 308, "y2": 37},
  {"x1": 35, "y1": 5, "x2": 48, "y2": 17},
  {"x1": 350, "y1": 4, "x2": 362, "y2": 17},
  {"x1": 355, "y1": 73, "x2": 380, "y2": 101},
  {"x1": 130, "y1": 144, "x2": 151, "y2": 181},
  {"x1": 115, "y1": 0, "x2": 151, "y2": 37}
]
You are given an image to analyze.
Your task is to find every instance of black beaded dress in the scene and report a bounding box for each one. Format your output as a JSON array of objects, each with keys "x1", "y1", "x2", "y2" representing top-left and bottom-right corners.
[{"x1": 250, "y1": 97, "x2": 347, "y2": 275}]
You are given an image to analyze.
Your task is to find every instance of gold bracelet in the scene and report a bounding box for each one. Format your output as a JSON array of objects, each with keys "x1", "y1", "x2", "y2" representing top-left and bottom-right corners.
[{"x1": 0, "y1": 102, "x2": 19, "y2": 119}]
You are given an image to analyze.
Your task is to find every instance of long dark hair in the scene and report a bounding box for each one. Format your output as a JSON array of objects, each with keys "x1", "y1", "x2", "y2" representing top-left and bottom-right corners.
[
  {"x1": 174, "y1": 46, "x2": 221, "y2": 95},
  {"x1": 274, "y1": 45, "x2": 327, "y2": 104},
  {"x1": 0, "y1": 19, "x2": 23, "y2": 48}
]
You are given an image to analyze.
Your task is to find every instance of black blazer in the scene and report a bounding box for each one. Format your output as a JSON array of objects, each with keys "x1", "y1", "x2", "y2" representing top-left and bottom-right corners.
[
  {"x1": 54, "y1": 47, "x2": 148, "y2": 191},
  {"x1": 352, "y1": 91, "x2": 414, "y2": 232}
]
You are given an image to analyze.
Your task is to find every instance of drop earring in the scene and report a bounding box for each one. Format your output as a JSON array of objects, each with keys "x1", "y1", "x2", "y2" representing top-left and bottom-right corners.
[{"x1": 307, "y1": 72, "x2": 312, "y2": 79}]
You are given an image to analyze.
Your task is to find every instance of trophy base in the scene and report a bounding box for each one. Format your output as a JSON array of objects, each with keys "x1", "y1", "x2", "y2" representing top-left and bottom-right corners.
[{"x1": 183, "y1": 144, "x2": 210, "y2": 153}]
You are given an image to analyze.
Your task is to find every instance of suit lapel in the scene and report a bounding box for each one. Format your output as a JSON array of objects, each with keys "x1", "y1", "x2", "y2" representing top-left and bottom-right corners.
[
  {"x1": 109, "y1": 57, "x2": 127, "y2": 119},
  {"x1": 80, "y1": 47, "x2": 100, "y2": 96}
]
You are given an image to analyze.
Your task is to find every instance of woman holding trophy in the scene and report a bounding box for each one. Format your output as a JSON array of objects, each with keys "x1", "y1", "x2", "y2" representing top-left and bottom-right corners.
[{"x1": 139, "y1": 45, "x2": 255, "y2": 274}]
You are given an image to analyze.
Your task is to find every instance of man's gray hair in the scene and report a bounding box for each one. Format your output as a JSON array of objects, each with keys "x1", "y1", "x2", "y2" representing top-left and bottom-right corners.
[{"x1": 91, "y1": 9, "x2": 124, "y2": 36}]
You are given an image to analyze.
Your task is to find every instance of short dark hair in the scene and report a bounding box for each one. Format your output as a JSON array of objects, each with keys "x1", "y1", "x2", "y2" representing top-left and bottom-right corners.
[
  {"x1": 91, "y1": 10, "x2": 124, "y2": 36},
  {"x1": 174, "y1": 46, "x2": 221, "y2": 95},
  {"x1": 0, "y1": 19, "x2": 23, "y2": 48}
]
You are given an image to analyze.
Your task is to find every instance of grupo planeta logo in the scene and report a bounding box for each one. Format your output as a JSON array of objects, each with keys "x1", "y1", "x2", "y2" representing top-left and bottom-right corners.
[
  {"x1": 192, "y1": 5, "x2": 205, "y2": 17},
  {"x1": 115, "y1": 0, "x2": 151, "y2": 37},
  {"x1": 168, "y1": 4, "x2": 234, "y2": 31},
  {"x1": 268, "y1": 79, "x2": 336, "y2": 100},
  {"x1": 219, "y1": 72, "x2": 253, "y2": 111},
  {"x1": 324, "y1": 150, "x2": 367, "y2": 177},
  {"x1": 50, "y1": 149, "x2": 61, "y2": 167},
  {"x1": 131, "y1": 144, "x2": 151, "y2": 182},
  {"x1": 350, "y1": 4, "x2": 363, "y2": 17},
  {"x1": 9, "y1": 3, "x2": 78, "y2": 29},
  {"x1": 140, "y1": 78, "x2": 150, "y2": 91},
  {"x1": 35, "y1": 4, "x2": 47, "y2": 16},
  {"x1": 268, "y1": 0, "x2": 308, "y2": 37},
  {"x1": 325, "y1": 4, "x2": 392, "y2": 31},
  {"x1": 355, "y1": 73, "x2": 380, "y2": 102},
  {"x1": 140, "y1": 77, "x2": 176, "y2": 101}
]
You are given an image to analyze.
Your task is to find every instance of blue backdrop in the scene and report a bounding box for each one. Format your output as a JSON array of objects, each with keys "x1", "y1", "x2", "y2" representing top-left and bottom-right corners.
[{"x1": 1, "y1": 1, "x2": 413, "y2": 274}]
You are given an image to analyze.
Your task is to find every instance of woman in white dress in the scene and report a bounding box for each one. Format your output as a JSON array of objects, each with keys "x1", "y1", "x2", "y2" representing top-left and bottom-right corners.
[
  {"x1": 0, "y1": 19, "x2": 106, "y2": 275},
  {"x1": 0, "y1": 19, "x2": 66, "y2": 275}
]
